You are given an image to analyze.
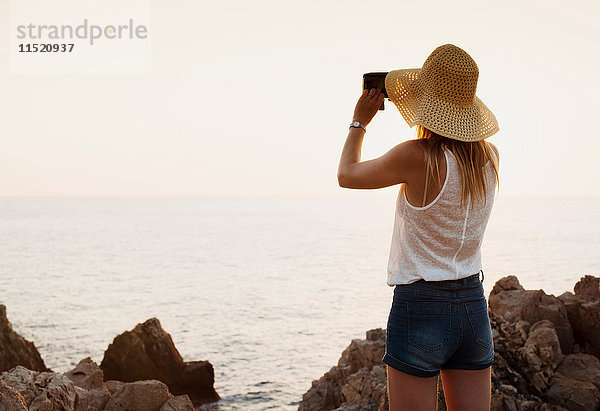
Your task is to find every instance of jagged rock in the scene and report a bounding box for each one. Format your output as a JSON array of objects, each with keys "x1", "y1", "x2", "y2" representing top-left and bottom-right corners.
[
  {"x1": 104, "y1": 379, "x2": 125, "y2": 395},
  {"x1": 0, "y1": 377, "x2": 28, "y2": 410},
  {"x1": 299, "y1": 329, "x2": 389, "y2": 411},
  {"x1": 489, "y1": 276, "x2": 574, "y2": 355},
  {"x1": 100, "y1": 317, "x2": 220, "y2": 407},
  {"x1": 159, "y1": 393, "x2": 195, "y2": 411},
  {"x1": 488, "y1": 275, "x2": 600, "y2": 410},
  {"x1": 1, "y1": 357, "x2": 195, "y2": 411},
  {"x1": 301, "y1": 275, "x2": 600, "y2": 411},
  {"x1": 0, "y1": 305, "x2": 50, "y2": 373},
  {"x1": 546, "y1": 374, "x2": 599, "y2": 411},
  {"x1": 544, "y1": 352, "x2": 600, "y2": 410},
  {"x1": 100, "y1": 318, "x2": 183, "y2": 384},
  {"x1": 574, "y1": 275, "x2": 600, "y2": 300},
  {"x1": 0, "y1": 308, "x2": 215, "y2": 409},
  {"x1": 104, "y1": 379, "x2": 170, "y2": 411},
  {"x1": 1, "y1": 365, "x2": 78, "y2": 410},
  {"x1": 64, "y1": 357, "x2": 111, "y2": 410},
  {"x1": 559, "y1": 292, "x2": 600, "y2": 357},
  {"x1": 1, "y1": 366, "x2": 39, "y2": 405},
  {"x1": 558, "y1": 292, "x2": 582, "y2": 338},
  {"x1": 555, "y1": 353, "x2": 600, "y2": 390},
  {"x1": 516, "y1": 320, "x2": 564, "y2": 393},
  {"x1": 65, "y1": 357, "x2": 104, "y2": 391},
  {"x1": 559, "y1": 275, "x2": 600, "y2": 358},
  {"x1": 172, "y1": 360, "x2": 219, "y2": 406},
  {"x1": 340, "y1": 366, "x2": 386, "y2": 407}
]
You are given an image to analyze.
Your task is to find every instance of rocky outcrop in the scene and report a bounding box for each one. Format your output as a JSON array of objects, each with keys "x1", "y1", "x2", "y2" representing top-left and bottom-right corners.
[
  {"x1": 299, "y1": 329, "x2": 388, "y2": 411},
  {"x1": 488, "y1": 276, "x2": 574, "y2": 355},
  {"x1": 299, "y1": 275, "x2": 600, "y2": 411},
  {"x1": 0, "y1": 304, "x2": 50, "y2": 373},
  {"x1": 0, "y1": 378, "x2": 28, "y2": 410},
  {"x1": 0, "y1": 307, "x2": 219, "y2": 410},
  {"x1": 0, "y1": 358, "x2": 194, "y2": 411},
  {"x1": 100, "y1": 317, "x2": 220, "y2": 407},
  {"x1": 558, "y1": 275, "x2": 600, "y2": 358}
]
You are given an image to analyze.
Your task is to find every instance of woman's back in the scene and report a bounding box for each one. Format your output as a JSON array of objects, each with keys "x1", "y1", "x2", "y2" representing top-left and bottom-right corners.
[{"x1": 387, "y1": 143, "x2": 499, "y2": 285}]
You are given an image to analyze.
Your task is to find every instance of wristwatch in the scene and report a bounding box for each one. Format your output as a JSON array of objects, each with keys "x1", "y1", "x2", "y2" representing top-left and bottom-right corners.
[{"x1": 349, "y1": 121, "x2": 366, "y2": 131}]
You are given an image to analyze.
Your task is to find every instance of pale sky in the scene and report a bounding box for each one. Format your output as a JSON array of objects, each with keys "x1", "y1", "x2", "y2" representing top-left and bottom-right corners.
[{"x1": 1, "y1": 0, "x2": 599, "y2": 196}]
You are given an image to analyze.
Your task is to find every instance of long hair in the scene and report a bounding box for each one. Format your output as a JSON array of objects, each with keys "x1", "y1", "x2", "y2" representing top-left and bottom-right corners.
[{"x1": 416, "y1": 125, "x2": 499, "y2": 211}]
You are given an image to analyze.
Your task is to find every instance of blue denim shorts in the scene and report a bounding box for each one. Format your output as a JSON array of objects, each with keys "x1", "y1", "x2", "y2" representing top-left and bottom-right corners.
[{"x1": 382, "y1": 270, "x2": 494, "y2": 378}]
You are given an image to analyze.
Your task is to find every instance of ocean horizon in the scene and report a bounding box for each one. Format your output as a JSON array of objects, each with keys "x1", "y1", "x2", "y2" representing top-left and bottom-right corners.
[{"x1": 1, "y1": 194, "x2": 598, "y2": 409}]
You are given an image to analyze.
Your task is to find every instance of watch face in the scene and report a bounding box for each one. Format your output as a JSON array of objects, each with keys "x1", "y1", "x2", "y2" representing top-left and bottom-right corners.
[{"x1": 352, "y1": 122, "x2": 360, "y2": 126}]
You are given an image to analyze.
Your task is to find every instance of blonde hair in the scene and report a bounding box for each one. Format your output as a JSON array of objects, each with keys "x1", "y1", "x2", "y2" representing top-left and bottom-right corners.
[{"x1": 416, "y1": 125, "x2": 499, "y2": 211}]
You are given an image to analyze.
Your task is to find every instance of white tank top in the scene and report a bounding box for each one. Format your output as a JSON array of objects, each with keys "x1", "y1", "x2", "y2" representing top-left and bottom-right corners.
[{"x1": 386, "y1": 145, "x2": 498, "y2": 285}]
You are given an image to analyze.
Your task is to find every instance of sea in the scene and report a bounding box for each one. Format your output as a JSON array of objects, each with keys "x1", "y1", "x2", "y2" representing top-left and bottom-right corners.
[{"x1": 0, "y1": 194, "x2": 598, "y2": 410}]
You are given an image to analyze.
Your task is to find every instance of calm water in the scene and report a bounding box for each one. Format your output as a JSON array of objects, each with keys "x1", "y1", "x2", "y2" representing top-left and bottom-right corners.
[{"x1": 0, "y1": 195, "x2": 598, "y2": 410}]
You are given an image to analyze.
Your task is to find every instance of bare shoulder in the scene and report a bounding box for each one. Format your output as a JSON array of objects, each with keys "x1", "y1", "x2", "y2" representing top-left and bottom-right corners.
[
  {"x1": 390, "y1": 139, "x2": 424, "y2": 161},
  {"x1": 387, "y1": 139, "x2": 425, "y2": 182}
]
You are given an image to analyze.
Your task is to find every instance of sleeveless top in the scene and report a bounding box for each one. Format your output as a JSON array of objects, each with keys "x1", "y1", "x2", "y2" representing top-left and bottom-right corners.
[{"x1": 386, "y1": 145, "x2": 498, "y2": 285}]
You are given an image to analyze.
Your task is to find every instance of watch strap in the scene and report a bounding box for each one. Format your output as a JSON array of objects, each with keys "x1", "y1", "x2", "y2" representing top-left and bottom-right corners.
[{"x1": 349, "y1": 121, "x2": 366, "y2": 131}]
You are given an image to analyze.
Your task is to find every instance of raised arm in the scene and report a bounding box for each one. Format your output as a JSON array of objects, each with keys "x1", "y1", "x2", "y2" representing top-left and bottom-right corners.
[
  {"x1": 337, "y1": 88, "x2": 421, "y2": 189},
  {"x1": 337, "y1": 138, "x2": 421, "y2": 189}
]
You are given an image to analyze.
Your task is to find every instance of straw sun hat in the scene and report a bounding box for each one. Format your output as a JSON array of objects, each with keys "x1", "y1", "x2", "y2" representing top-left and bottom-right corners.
[{"x1": 385, "y1": 44, "x2": 499, "y2": 142}]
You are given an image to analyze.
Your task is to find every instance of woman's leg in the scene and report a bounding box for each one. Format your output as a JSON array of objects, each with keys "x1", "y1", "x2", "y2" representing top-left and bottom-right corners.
[
  {"x1": 440, "y1": 367, "x2": 491, "y2": 411},
  {"x1": 386, "y1": 365, "x2": 439, "y2": 411}
]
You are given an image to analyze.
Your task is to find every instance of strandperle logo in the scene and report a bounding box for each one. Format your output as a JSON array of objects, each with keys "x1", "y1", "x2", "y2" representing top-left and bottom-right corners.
[{"x1": 16, "y1": 19, "x2": 149, "y2": 46}]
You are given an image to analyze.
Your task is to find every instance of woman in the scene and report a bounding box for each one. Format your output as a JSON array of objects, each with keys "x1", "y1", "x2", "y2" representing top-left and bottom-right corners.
[{"x1": 337, "y1": 44, "x2": 500, "y2": 411}]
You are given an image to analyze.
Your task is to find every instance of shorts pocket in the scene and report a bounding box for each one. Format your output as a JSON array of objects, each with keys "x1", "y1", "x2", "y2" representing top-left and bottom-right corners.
[
  {"x1": 465, "y1": 298, "x2": 493, "y2": 349},
  {"x1": 407, "y1": 301, "x2": 450, "y2": 352}
]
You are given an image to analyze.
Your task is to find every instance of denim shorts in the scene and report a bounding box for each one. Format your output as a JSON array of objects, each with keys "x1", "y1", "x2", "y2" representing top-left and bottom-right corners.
[{"x1": 382, "y1": 270, "x2": 494, "y2": 378}]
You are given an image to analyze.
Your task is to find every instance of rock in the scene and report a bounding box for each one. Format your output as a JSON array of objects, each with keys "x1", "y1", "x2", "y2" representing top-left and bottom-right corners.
[
  {"x1": 1, "y1": 357, "x2": 194, "y2": 411},
  {"x1": 104, "y1": 379, "x2": 125, "y2": 395},
  {"x1": 576, "y1": 300, "x2": 600, "y2": 358},
  {"x1": 546, "y1": 374, "x2": 599, "y2": 411},
  {"x1": 300, "y1": 365, "x2": 346, "y2": 410},
  {"x1": 491, "y1": 275, "x2": 524, "y2": 293},
  {"x1": 0, "y1": 378, "x2": 28, "y2": 410},
  {"x1": 1, "y1": 366, "x2": 78, "y2": 411},
  {"x1": 104, "y1": 379, "x2": 170, "y2": 411},
  {"x1": 516, "y1": 320, "x2": 564, "y2": 393},
  {"x1": 159, "y1": 393, "x2": 194, "y2": 411},
  {"x1": 301, "y1": 275, "x2": 600, "y2": 411},
  {"x1": 558, "y1": 279, "x2": 600, "y2": 358},
  {"x1": 339, "y1": 334, "x2": 386, "y2": 375},
  {"x1": 489, "y1": 275, "x2": 575, "y2": 355},
  {"x1": 573, "y1": 275, "x2": 600, "y2": 300},
  {"x1": 65, "y1": 357, "x2": 111, "y2": 410},
  {"x1": 0, "y1": 308, "x2": 213, "y2": 409},
  {"x1": 1, "y1": 365, "x2": 44, "y2": 405},
  {"x1": 489, "y1": 274, "x2": 600, "y2": 410},
  {"x1": 172, "y1": 360, "x2": 219, "y2": 406},
  {"x1": 100, "y1": 317, "x2": 220, "y2": 406},
  {"x1": 548, "y1": 352, "x2": 600, "y2": 409},
  {"x1": 0, "y1": 304, "x2": 50, "y2": 373},
  {"x1": 65, "y1": 357, "x2": 104, "y2": 391},
  {"x1": 558, "y1": 292, "x2": 582, "y2": 340},
  {"x1": 299, "y1": 328, "x2": 389, "y2": 411},
  {"x1": 554, "y1": 353, "x2": 600, "y2": 390},
  {"x1": 340, "y1": 366, "x2": 387, "y2": 407},
  {"x1": 100, "y1": 318, "x2": 183, "y2": 385}
]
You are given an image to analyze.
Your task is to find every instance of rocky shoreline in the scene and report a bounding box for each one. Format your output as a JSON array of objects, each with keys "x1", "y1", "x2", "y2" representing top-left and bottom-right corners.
[
  {"x1": 0, "y1": 306, "x2": 219, "y2": 410},
  {"x1": 299, "y1": 275, "x2": 600, "y2": 411},
  {"x1": 2, "y1": 275, "x2": 599, "y2": 410}
]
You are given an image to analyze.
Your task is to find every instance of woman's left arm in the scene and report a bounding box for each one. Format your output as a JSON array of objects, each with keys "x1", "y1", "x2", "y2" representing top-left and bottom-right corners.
[{"x1": 337, "y1": 88, "x2": 417, "y2": 189}]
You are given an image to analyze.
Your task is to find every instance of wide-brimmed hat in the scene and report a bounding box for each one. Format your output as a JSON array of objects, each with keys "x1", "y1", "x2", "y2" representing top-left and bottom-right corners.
[{"x1": 385, "y1": 44, "x2": 499, "y2": 142}]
